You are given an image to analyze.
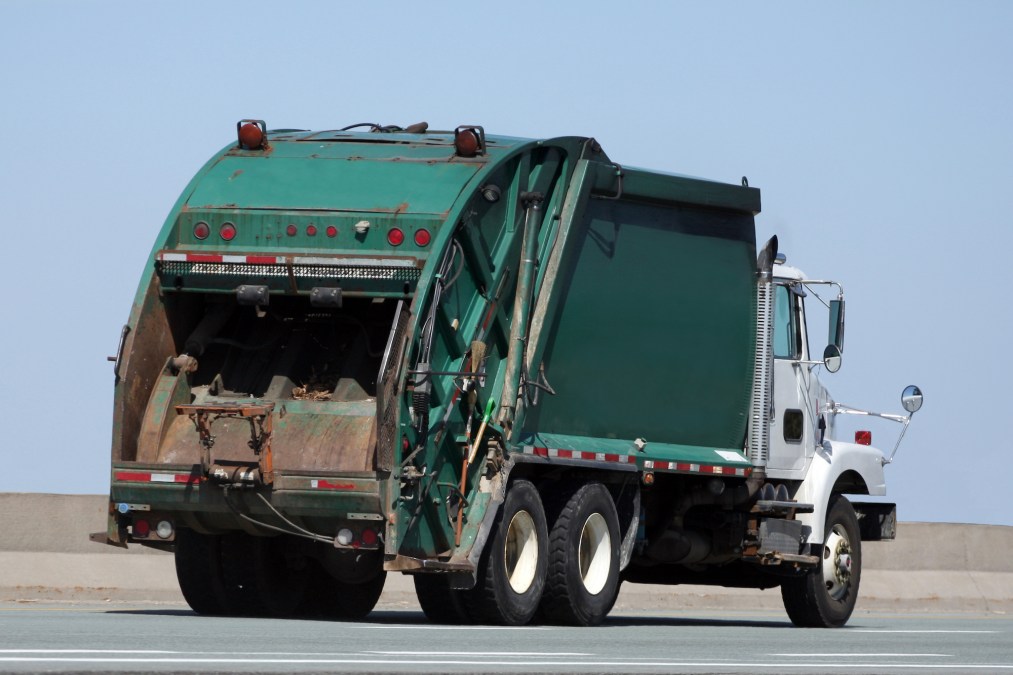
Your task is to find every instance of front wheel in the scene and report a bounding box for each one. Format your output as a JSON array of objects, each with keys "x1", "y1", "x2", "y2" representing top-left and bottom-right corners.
[{"x1": 781, "y1": 494, "x2": 862, "y2": 627}]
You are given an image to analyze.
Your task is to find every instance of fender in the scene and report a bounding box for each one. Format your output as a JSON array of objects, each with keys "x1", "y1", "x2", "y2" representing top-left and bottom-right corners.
[{"x1": 792, "y1": 439, "x2": 887, "y2": 544}]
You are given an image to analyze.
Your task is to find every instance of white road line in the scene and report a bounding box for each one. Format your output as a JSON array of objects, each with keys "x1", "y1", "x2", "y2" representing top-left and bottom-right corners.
[
  {"x1": 769, "y1": 648, "x2": 952, "y2": 652},
  {"x1": 851, "y1": 630, "x2": 998, "y2": 634},
  {"x1": 1, "y1": 657, "x2": 1012, "y2": 669},
  {"x1": 367, "y1": 651, "x2": 590, "y2": 656}
]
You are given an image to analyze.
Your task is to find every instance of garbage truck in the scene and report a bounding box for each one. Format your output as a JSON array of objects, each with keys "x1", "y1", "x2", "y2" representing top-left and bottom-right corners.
[{"x1": 95, "y1": 119, "x2": 923, "y2": 628}]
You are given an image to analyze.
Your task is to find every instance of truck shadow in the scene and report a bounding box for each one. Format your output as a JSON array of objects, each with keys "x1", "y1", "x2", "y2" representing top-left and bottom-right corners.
[{"x1": 105, "y1": 608, "x2": 791, "y2": 629}]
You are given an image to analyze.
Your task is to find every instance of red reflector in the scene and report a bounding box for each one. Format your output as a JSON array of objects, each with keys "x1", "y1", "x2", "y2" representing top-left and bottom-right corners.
[
  {"x1": 361, "y1": 528, "x2": 378, "y2": 546},
  {"x1": 414, "y1": 229, "x2": 431, "y2": 247},
  {"x1": 220, "y1": 222, "x2": 237, "y2": 241},
  {"x1": 306, "y1": 224, "x2": 317, "y2": 236},
  {"x1": 326, "y1": 225, "x2": 338, "y2": 238},
  {"x1": 286, "y1": 224, "x2": 297, "y2": 237},
  {"x1": 193, "y1": 221, "x2": 210, "y2": 240},
  {"x1": 133, "y1": 519, "x2": 150, "y2": 538},
  {"x1": 387, "y1": 228, "x2": 405, "y2": 246},
  {"x1": 855, "y1": 430, "x2": 872, "y2": 446}
]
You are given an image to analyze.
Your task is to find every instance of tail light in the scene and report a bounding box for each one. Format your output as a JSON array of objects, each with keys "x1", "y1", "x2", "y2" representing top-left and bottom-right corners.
[
  {"x1": 193, "y1": 222, "x2": 210, "y2": 240},
  {"x1": 387, "y1": 228, "x2": 405, "y2": 246},
  {"x1": 133, "y1": 519, "x2": 150, "y2": 538},
  {"x1": 306, "y1": 224, "x2": 317, "y2": 236},
  {"x1": 286, "y1": 224, "x2": 297, "y2": 237},
  {"x1": 326, "y1": 225, "x2": 338, "y2": 238},
  {"x1": 414, "y1": 229, "x2": 431, "y2": 247},
  {"x1": 219, "y1": 222, "x2": 237, "y2": 241},
  {"x1": 855, "y1": 430, "x2": 872, "y2": 446},
  {"x1": 361, "y1": 528, "x2": 378, "y2": 546}
]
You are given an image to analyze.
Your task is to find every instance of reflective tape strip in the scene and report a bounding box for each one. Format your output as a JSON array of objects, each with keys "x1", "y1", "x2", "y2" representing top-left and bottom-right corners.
[
  {"x1": 114, "y1": 471, "x2": 197, "y2": 484},
  {"x1": 521, "y1": 446, "x2": 634, "y2": 465},
  {"x1": 309, "y1": 479, "x2": 357, "y2": 491},
  {"x1": 157, "y1": 252, "x2": 283, "y2": 265},
  {"x1": 643, "y1": 460, "x2": 752, "y2": 477}
]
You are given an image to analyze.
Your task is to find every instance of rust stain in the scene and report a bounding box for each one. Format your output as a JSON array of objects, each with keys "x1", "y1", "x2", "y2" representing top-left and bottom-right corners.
[{"x1": 229, "y1": 170, "x2": 244, "y2": 181}]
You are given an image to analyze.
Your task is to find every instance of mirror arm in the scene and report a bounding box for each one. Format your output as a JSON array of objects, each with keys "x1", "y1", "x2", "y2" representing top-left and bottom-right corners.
[{"x1": 883, "y1": 417, "x2": 912, "y2": 465}]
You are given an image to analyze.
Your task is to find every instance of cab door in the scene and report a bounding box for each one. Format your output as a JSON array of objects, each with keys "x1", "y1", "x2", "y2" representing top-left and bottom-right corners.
[{"x1": 767, "y1": 283, "x2": 816, "y2": 476}]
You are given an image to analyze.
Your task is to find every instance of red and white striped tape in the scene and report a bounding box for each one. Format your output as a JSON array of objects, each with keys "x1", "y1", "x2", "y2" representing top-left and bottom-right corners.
[
  {"x1": 643, "y1": 459, "x2": 752, "y2": 477},
  {"x1": 114, "y1": 471, "x2": 198, "y2": 484},
  {"x1": 520, "y1": 446, "x2": 635, "y2": 465}
]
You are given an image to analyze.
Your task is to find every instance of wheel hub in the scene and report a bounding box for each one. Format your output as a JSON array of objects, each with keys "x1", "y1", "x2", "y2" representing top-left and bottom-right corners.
[{"x1": 822, "y1": 528, "x2": 852, "y2": 600}]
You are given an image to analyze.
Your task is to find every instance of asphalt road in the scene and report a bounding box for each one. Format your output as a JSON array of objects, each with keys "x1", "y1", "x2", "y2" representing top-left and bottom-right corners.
[{"x1": 0, "y1": 603, "x2": 1010, "y2": 674}]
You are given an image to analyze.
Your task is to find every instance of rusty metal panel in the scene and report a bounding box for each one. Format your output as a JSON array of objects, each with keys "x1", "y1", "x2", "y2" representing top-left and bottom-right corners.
[{"x1": 376, "y1": 301, "x2": 410, "y2": 471}]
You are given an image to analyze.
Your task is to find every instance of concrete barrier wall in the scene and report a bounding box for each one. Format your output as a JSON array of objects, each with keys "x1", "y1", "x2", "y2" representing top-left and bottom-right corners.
[{"x1": 1, "y1": 493, "x2": 1010, "y2": 613}]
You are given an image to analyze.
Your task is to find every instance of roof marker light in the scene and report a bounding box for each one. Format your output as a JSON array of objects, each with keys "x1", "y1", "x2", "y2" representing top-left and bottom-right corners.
[{"x1": 855, "y1": 430, "x2": 872, "y2": 446}]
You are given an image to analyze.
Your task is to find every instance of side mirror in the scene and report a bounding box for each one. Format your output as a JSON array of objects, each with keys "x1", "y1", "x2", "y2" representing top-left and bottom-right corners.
[
  {"x1": 901, "y1": 385, "x2": 923, "y2": 413},
  {"x1": 822, "y1": 344, "x2": 842, "y2": 373},
  {"x1": 828, "y1": 298, "x2": 845, "y2": 351}
]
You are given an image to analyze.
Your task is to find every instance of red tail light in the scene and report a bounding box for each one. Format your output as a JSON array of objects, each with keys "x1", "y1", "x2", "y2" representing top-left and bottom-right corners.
[
  {"x1": 855, "y1": 430, "x2": 872, "y2": 446},
  {"x1": 286, "y1": 224, "x2": 297, "y2": 237},
  {"x1": 306, "y1": 225, "x2": 317, "y2": 236},
  {"x1": 326, "y1": 225, "x2": 338, "y2": 238},
  {"x1": 133, "y1": 519, "x2": 150, "y2": 538},
  {"x1": 414, "y1": 229, "x2": 431, "y2": 247},
  {"x1": 387, "y1": 228, "x2": 405, "y2": 246},
  {"x1": 361, "y1": 528, "x2": 378, "y2": 546},
  {"x1": 219, "y1": 222, "x2": 237, "y2": 241},
  {"x1": 193, "y1": 222, "x2": 210, "y2": 240}
]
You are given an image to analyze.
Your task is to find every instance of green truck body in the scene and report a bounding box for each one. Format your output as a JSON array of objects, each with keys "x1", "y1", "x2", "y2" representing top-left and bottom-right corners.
[{"x1": 100, "y1": 120, "x2": 917, "y2": 627}]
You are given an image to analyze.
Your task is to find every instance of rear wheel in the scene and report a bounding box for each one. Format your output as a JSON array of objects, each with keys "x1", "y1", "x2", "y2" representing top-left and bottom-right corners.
[
  {"x1": 174, "y1": 528, "x2": 227, "y2": 615},
  {"x1": 414, "y1": 574, "x2": 471, "y2": 623},
  {"x1": 464, "y1": 479, "x2": 547, "y2": 625},
  {"x1": 541, "y1": 483, "x2": 621, "y2": 626},
  {"x1": 781, "y1": 494, "x2": 862, "y2": 627},
  {"x1": 302, "y1": 559, "x2": 387, "y2": 620}
]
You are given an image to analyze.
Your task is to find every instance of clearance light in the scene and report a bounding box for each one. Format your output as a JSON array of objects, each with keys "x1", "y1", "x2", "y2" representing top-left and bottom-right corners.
[
  {"x1": 133, "y1": 519, "x2": 150, "y2": 538},
  {"x1": 387, "y1": 228, "x2": 405, "y2": 246},
  {"x1": 193, "y1": 222, "x2": 210, "y2": 240},
  {"x1": 306, "y1": 224, "x2": 317, "y2": 236},
  {"x1": 286, "y1": 224, "x2": 297, "y2": 237},
  {"x1": 238, "y1": 121, "x2": 265, "y2": 150},
  {"x1": 855, "y1": 430, "x2": 872, "y2": 446},
  {"x1": 326, "y1": 225, "x2": 338, "y2": 238},
  {"x1": 220, "y1": 222, "x2": 237, "y2": 241}
]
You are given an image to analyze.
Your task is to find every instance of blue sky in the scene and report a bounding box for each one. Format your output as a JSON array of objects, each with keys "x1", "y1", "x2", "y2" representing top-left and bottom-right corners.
[{"x1": 1, "y1": 2, "x2": 1011, "y2": 525}]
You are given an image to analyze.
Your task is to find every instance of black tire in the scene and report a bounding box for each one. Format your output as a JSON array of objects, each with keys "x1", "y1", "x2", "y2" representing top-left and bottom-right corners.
[
  {"x1": 174, "y1": 528, "x2": 227, "y2": 615},
  {"x1": 414, "y1": 574, "x2": 471, "y2": 624},
  {"x1": 218, "y1": 533, "x2": 268, "y2": 616},
  {"x1": 252, "y1": 535, "x2": 308, "y2": 617},
  {"x1": 302, "y1": 560, "x2": 387, "y2": 620},
  {"x1": 540, "y1": 483, "x2": 621, "y2": 626},
  {"x1": 781, "y1": 494, "x2": 862, "y2": 627},
  {"x1": 464, "y1": 479, "x2": 548, "y2": 625}
]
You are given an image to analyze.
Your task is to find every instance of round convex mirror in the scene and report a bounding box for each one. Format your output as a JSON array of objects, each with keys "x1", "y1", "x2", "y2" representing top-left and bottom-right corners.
[
  {"x1": 901, "y1": 385, "x2": 923, "y2": 413},
  {"x1": 822, "y1": 344, "x2": 842, "y2": 373}
]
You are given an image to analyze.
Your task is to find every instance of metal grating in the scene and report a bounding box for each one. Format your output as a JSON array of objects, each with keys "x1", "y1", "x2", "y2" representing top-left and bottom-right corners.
[{"x1": 157, "y1": 261, "x2": 421, "y2": 282}]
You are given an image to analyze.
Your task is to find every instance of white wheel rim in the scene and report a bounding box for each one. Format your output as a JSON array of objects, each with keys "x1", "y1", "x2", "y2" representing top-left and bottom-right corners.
[
  {"x1": 504, "y1": 510, "x2": 538, "y2": 594},
  {"x1": 821, "y1": 526, "x2": 852, "y2": 601},
  {"x1": 578, "y1": 512, "x2": 611, "y2": 596}
]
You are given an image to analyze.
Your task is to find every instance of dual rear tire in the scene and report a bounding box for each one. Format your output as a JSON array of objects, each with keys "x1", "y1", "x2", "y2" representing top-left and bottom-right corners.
[{"x1": 418, "y1": 479, "x2": 622, "y2": 626}]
